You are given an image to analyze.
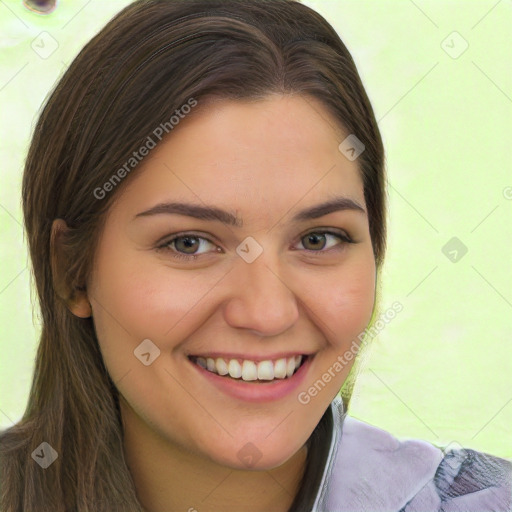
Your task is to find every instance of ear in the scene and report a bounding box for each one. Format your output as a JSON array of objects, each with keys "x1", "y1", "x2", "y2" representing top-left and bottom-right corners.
[{"x1": 50, "y1": 218, "x2": 92, "y2": 318}]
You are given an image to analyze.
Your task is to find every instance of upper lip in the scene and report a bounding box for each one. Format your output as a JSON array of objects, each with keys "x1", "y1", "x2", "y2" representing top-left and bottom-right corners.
[{"x1": 188, "y1": 352, "x2": 313, "y2": 362}]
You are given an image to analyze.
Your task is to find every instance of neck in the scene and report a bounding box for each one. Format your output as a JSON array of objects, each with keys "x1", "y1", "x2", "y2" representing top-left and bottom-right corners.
[{"x1": 120, "y1": 398, "x2": 308, "y2": 512}]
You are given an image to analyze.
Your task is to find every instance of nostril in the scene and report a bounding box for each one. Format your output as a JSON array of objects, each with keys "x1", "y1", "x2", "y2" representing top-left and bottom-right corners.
[{"x1": 23, "y1": 0, "x2": 57, "y2": 15}]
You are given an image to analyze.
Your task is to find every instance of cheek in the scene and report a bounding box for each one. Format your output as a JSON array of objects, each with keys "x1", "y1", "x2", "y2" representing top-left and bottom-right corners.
[
  {"x1": 87, "y1": 238, "x2": 160, "y2": 368},
  {"x1": 90, "y1": 229, "x2": 375, "y2": 382},
  {"x1": 308, "y1": 253, "x2": 376, "y2": 347},
  {"x1": 88, "y1": 244, "x2": 226, "y2": 359},
  {"x1": 91, "y1": 239, "x2": 376, "y2": 346}
]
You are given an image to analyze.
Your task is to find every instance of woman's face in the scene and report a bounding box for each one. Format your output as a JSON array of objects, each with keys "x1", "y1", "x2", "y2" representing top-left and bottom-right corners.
[{"x1": 86, "y1": 94, "x2": 376, "y2": 470}]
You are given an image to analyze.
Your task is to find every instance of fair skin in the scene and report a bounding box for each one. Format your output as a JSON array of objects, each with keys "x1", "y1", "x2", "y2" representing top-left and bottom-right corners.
[{"x1": 64, "y1": 94, "x2": 376, "y2": 512}]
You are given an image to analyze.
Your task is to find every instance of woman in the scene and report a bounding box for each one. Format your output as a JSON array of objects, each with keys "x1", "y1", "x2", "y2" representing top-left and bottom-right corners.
[{"x1": 0, "y1": 1, "x2": 510, "y2": 511}]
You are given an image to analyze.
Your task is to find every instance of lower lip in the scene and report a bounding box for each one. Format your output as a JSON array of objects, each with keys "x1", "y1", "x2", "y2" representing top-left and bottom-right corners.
[{"x1": 190, "y1": 356, "x2": 312, "y2": 403}]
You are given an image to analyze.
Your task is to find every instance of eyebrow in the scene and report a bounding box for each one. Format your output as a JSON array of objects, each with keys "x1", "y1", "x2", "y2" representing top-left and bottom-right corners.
[{"x1": 133, "y1": 196, "x2": 366, "y2": 227}]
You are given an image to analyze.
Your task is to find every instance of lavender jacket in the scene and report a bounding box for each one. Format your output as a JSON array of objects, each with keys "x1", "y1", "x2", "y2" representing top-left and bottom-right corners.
[{"x1": 311, "y1": 396, "x2": 512, "y2": 511}]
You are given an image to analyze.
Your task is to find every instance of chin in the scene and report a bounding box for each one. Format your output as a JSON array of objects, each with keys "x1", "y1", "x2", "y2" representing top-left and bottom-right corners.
[{"x1": 202, "y1": 436, "x2": 304, "y2": 472}]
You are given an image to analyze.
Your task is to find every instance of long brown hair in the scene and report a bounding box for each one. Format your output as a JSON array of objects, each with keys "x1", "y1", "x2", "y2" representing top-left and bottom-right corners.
[{"x1": 0, "y1": 1, "x2": 386, "y2": 510}]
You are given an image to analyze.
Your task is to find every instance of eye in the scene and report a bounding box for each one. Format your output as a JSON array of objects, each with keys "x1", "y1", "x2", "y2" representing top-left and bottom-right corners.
[
  {"x1": 295, "y1": 230, "x2": 354, "y2": 253},
  {"x1": 156, "y1": 229, "x2": 354, "y2": 262},
  {"x1": 156, "y1": 233, "x2": 220, "y2": 260}
]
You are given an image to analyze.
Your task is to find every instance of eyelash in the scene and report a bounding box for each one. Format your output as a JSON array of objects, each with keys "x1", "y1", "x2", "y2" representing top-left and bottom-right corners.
[{"x1": 156, "y1": 229, "x2": 355, "y2": 261}]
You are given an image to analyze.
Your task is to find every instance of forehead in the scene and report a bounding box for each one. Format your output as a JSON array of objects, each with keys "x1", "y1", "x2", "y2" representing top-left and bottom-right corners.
[{"x1": 112, "y1": 94, "x2": 365, "y2": 221}]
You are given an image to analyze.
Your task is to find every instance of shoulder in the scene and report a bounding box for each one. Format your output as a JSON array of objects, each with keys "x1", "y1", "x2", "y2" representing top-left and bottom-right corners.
[{"x1": 317, "y1": 413, "x2": 512, "y2": 512}]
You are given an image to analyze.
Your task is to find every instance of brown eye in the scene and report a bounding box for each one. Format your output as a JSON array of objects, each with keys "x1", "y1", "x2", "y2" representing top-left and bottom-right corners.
[
  {"x1": 297, "y1": 230, "x2": 353, "y2": 253},
  {"x1": 174, "y1": 235, "x2": 201, "y2": 254},
  {"x1": 302, "y1": 233, "x2": 327, "y2": 250},
  {"x1": 156, "y1": 233, "x2": 219, "y2": 260}
]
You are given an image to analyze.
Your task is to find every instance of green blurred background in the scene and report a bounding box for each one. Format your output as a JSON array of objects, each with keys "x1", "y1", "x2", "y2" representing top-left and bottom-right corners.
[{"x1": 0, "y1": 0, "x2": 511, "y2": 458}]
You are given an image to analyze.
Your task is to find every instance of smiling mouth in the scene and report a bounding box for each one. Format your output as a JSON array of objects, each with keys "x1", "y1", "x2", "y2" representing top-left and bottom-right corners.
[{"x1": 188, "y1": 354, "x2": 307, "y2": 383}]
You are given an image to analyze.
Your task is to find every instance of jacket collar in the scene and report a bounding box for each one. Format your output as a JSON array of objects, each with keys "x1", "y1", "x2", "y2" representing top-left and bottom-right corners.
[{"x1": 311, "y1": 395, "x2": 444, "y2": 511}]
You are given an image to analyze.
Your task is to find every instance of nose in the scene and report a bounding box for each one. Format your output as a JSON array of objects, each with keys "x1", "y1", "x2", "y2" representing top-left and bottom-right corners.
[{"x1": 222, "y1": 254, "x2": 299, "y2": 337}]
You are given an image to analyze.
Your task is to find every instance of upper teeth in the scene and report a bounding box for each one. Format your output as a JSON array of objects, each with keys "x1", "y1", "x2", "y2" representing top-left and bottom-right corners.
[{"x1": 195, "y1": 355, "x2": 303, "y2": 381}]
